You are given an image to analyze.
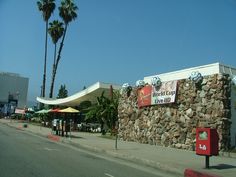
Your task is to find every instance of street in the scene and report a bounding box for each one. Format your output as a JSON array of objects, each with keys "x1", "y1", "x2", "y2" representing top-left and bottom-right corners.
[{"x1": 0, "y1": 124, "x2": 172, "y2": 177}]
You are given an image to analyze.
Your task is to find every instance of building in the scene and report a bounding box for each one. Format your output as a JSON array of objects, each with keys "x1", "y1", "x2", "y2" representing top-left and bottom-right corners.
[
  {"x1": 36, "y1": 63, "x2": 236, "y2": 150},
  {"x1": 0, "y1": 72, "x2": 29, "y2": 115},
  {"x1": 118, "y1": 63, "x2": 236, "y2": 151}
]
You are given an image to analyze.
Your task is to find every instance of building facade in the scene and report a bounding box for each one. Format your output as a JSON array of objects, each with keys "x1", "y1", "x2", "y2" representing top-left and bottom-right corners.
[
  {"x1": 118, "y1": 63, "x2": 236, "y2": 151},
  {"x1": 0, "y1": 72, "x2": 29, "y2": 116}
]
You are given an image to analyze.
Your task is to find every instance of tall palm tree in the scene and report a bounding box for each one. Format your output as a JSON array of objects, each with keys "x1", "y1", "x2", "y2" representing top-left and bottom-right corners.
[
  {"x1": 48, "y1": 20, "x2": 64, "y2": 98},
  {"x1": 49, "y1": 0, "x2": 78, "y2": 98},
  {"x1": 37, "y1": 0, "x2": 56, "y2": 98}
]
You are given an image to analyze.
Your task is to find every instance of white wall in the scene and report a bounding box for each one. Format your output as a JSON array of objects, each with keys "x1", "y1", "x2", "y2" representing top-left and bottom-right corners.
[
  {"x1": 144, "y1": 63, "x2": 221, "y2": 83},
  {"x1": 219, "y1": 64, "x2": 236, "y2": 76},
  {"x1": 144, "y1": 62, "x2": 236, "y2": 84}
]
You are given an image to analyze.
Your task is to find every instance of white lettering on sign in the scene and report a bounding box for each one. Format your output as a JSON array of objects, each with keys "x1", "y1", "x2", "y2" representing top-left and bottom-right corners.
[
  {"x1": 151, "y1": 81, "x2": 177, "y2": 105},
  {"x1": 199, "y1": 144, "x2": 207, "y2": 151}
]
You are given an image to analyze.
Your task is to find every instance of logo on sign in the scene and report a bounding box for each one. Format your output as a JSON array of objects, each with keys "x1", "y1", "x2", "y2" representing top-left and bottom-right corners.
[{"x1": 199, "y1": 144, "x2": 207, "y2": 150}]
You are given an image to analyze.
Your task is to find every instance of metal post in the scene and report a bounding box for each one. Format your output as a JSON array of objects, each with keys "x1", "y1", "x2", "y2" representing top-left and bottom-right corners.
[
  {"x1": 69, "y1": 119, "x2": 72, "y2": 140},
  {"x1": 115, "y1": 121, "x2": 118, "y2": 150},
  {"x1": 205, "y1": 155, "x2": 210, "y2": 169},
  {"x1": 115, "y1": 133, "x2": 118, "y2": 150}
]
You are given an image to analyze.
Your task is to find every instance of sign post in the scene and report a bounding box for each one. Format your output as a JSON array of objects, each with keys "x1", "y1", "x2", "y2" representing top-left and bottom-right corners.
[
  {"x1": 205, "y1": 156, "x2": 210, "y2": 169},
  {"x1": 115, "y1": 121, "x2": 118, "y2": 150}
]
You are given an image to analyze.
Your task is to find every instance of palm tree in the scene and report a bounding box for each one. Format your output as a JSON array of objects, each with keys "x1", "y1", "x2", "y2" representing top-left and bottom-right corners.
[
  {"x1": 37, "y1": 0, "x2": 56, "y2": 98},
  {"x1": 49, "y1": 0, "x2": 78, "y2": 98},
  {"x1": 48, "y1": 20, "x2": 64, "y2": 98},
  {"x1": 86, "y1": 91, "x2": 120, "y2": 135}
]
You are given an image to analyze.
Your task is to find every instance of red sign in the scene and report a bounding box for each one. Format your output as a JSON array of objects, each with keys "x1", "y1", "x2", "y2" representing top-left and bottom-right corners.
[
  {"x1": 196, "y1": 128, "x2": 219, "y2": 156},
  {"x1": 138, "y1": 85, "x2": 152, "y2": 107}
]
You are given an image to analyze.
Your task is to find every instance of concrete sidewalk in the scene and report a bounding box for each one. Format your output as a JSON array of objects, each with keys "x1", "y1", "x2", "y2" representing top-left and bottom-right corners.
[{"x1": 1, "y1": 119, "x2": 236, "y2": 177}]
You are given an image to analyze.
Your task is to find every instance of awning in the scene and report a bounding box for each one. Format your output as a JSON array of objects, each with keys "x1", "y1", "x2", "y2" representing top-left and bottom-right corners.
[
  {"x1": 36, "y1": 82, "x2": 121, "y2": 106},
  {"x1": 59, "y1": 107, "x2": 79, "y2": 113},
  {"x1": 35, "y1": 109, "x2": 51, "y2": 114},
  {"x1": 50, "y1": 108, "x2": 61, "y2": 113}
]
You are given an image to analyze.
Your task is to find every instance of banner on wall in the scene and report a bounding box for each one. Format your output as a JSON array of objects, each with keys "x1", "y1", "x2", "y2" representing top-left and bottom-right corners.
[
  {"x1": 137, "y1": 85, "x2": 152, "y2": 107},
  {"x1": 138, "y1": 80, "x2": 177, "y2": 107}
]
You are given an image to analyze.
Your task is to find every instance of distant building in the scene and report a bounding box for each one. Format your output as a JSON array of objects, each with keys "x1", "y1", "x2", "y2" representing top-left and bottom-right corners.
[{"x1": 0, "y1": 72, "x2": 29, "y2": 116}]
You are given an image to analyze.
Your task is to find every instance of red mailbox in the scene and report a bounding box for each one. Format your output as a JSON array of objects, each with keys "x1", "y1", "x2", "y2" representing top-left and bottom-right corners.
[{"x1": 196, "y1": 128, "x2": 219, "y2": 156}]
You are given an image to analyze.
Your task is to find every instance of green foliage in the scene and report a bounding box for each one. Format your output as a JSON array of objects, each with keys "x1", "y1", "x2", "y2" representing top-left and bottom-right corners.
[
  {"x1": 48, "y1": 20, "x2": 64, "y2": 98},
  {"x1": 57, "y1": 84, "x2": 68, "y2": 98},
  {"x1": 85, "y1": 91, "x2": 120, "y2": 131},
  {"x1": 48, "y1": 20, "x2": 64, "y2": 44},
  {"x1": 78, "y1": 101, "x2": 92, "y2": 111},
  {"x1": 37, "y1": 0, "x2": 56, "y2": 22},
  {"x1": 59, "y1": 0, "x2": 78, "y2": 25}
]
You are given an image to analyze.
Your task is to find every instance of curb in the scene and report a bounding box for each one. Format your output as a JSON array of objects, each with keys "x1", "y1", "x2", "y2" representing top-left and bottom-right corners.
[
  {"x1": 105, "y1": 150, "x2": 182, "y2": 175},
  {"x1": 184, "y1": 168, "x2": 222, "y2": 177},
  {"x1": 63, "y1": 140, "x2": 182, "y2": 176},
  {"x1": 47, "y1": 134, "x2": 60, "y2": 142},
  {"x1": 16, "y1": 125, "x2": 23, "y2": 130}
]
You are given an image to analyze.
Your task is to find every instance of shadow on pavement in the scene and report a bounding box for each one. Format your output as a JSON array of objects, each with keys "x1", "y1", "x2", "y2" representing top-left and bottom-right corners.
[{"x1": 210, "y1": 164, "x2": 236, "y2": 170}]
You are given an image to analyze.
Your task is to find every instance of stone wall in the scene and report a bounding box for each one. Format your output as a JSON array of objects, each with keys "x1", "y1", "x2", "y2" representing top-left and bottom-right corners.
[{"x1": 118, "y1": 74, "x2": 231, "y2": 151}]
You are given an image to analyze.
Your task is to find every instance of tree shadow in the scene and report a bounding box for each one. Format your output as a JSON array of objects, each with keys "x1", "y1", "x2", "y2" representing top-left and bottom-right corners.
[{"x1": 210, "y1": 164, "x2": 236, "y2": 170}]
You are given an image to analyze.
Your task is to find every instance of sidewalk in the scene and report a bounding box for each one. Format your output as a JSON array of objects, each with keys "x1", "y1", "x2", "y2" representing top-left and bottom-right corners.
[{"x1": 1, "y1": 119, "x2": 236, "y2": 177}]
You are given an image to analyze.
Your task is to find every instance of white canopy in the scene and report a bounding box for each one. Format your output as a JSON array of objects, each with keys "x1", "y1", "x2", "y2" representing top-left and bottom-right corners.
[{"x1": 36, "y1": 82, "x2": 121, "y2": 106}]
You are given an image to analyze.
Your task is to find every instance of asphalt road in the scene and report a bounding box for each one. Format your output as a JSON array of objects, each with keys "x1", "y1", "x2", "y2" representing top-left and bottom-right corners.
[{"x1": 0, "y1": 123, "x2": 173, "y2": 177}]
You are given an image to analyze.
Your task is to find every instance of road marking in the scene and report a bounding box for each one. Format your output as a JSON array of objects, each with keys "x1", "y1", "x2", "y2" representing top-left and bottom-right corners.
[
  {"x1": 104, "y1": 173, "x2": 114, "y2": 177},
  {"x1": 44, "y1": 147, "x2": 58, "y2": 151}
]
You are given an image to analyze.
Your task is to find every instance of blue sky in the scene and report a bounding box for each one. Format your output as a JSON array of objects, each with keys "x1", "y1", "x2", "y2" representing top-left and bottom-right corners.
[{"x1": 1, "y1": 0, "x2": 236, "y2": 103}]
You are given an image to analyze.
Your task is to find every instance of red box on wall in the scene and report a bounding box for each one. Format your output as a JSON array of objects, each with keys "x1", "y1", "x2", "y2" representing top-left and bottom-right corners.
[{"x1": 196, "y1": 128, "x2": 219, "y2": 156}]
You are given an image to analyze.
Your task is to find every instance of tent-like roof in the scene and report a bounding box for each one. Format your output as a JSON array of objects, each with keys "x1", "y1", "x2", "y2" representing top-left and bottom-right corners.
[
  {"x1": 35, "y1": 109, "x2": 51, "y2": 114},
  {"x1": 36, "y1": 82, "x2": 121, "y2": 106},
  {"x1": 50, "y1": 108, "x2": 61, "y2": 113},
  {"x1": 59, "y1": 107, "x2": 79, "y2": 113}
]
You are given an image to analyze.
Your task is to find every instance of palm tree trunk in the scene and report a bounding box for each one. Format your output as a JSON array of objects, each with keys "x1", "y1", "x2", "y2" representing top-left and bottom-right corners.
[
  {"x1": 49, "y1": 24, "x2": 68, "y2": 98},
  {"x1": 49, "y1": 43, "x2": 57, "y2": 98},
  {"x1": 42, "y1": 20, "x2": 48, "y2": 97}
]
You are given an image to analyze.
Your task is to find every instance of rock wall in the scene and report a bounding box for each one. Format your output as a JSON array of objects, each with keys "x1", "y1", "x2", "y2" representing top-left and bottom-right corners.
[{"x1": 118, "y1": 74, "x2": 231, "y2": 150}]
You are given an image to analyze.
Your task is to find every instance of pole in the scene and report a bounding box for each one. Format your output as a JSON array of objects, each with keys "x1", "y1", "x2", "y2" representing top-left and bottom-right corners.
[
  {"x1": 205, "y1": 155, "x2": 210, "y2": 169},
  {"x1": 69, "y1": 119, "x2": 72, "y2": 140},
  {"x1": 115, "y1": 133, "x2": 118, "y2": 150},
  {"x1": 115, "y1": 121, "x2": 118, "y2": 150}
]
